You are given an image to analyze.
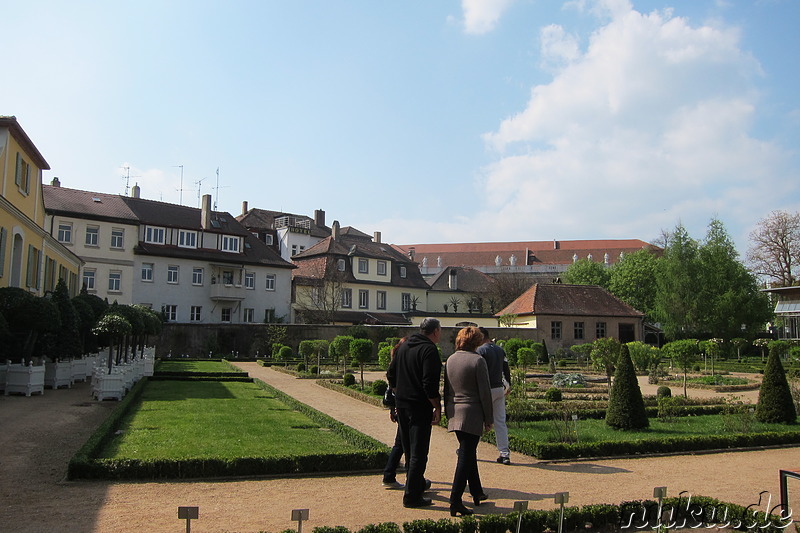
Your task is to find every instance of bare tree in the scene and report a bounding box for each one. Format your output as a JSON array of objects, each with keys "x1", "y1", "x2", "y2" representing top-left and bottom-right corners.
[
  {"x1": 484, "y1": 272, "x2": 532, "y2": 313},
  {"x1": 746, "y1": 210, "x2": 800, "y2": 287},
  {"x1": 294, "y1": 257, "x2": 347, "y2": 324}
]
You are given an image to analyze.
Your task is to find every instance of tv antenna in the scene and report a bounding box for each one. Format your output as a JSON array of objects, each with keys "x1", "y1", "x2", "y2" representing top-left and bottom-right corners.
[
  {"x1": 194, "y1": 177, "x2": 207, "y2": 208},
  {"x1": 120, "y1": 166, "x2": 140, "y2": 196},
  {"x1": 173, "y1": 165, "x2": 186, "y2": 205},
  {"x1": 213, "y1": 167, "x2": 230, "y2": 211}
]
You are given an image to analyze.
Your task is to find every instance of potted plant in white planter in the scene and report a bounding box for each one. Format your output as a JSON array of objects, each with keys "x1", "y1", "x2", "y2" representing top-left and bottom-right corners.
[{"x1": 91, "y1": 312, "x2": 132, "y2": 400}]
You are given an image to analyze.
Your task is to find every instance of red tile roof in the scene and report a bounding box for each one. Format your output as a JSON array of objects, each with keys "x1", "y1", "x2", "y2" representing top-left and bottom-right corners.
[{"x1": 498, "y1": 283, "x2": 644, "y2": 318}]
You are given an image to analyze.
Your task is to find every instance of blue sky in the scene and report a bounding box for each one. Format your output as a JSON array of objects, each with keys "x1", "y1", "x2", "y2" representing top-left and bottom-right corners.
[{"x1": 3, "y1": 0, "x2": 799, "y2": 254}]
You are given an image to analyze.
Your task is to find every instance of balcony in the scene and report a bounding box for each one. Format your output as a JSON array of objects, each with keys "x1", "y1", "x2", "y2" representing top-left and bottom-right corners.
[{"x1": 210, "y1": 282, "x2": 246, "y2": 301}]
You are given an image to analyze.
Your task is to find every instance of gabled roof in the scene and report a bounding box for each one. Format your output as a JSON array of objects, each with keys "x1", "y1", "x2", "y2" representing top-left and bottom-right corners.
[
  {"x1": 44, "y1": 185, "x2": 139, "y2": 224},
  {"x1": 428, "y1": 266, "x2": 496, "y2": 292},
  {"x1": 498, "y1": 283, "x2": 644, "y2": 318},
  {"x1": 0, "y1": 116, "x2": 49, "y2": 170}
]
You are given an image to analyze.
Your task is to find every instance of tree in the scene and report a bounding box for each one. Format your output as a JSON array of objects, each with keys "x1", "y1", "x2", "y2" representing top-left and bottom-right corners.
[
  {"x1": 755, "y1": 346, "x2": 797, "y2": 424},
  {"x1": 653, "y1": 224, "x2": 702, "y2": 339},
  {"x1": 294, "y1": 257, "x2": 348, "y2": 324},
  {"x1": 590, "y1": 337, "x2": 621, "y2": 388},
  {"x1": 331, "y1": 335, "x2": 354, "y2": 374},
  {"x1": 93, "y1": 313, "x2": 132, "y2": 373},
  {"x1": 662, "y1": 339, "x2": 700, "y2": 398},
  {"x1": 484, "y1": 272, "x2": 532, "y2": 314},
  {"x1": 747, "y1": 210, "x2": 800, "y2": 287},
  {"x1": 350, "y1": 338, "x2": 373, "y2": 390},
  {"x1": 516, "y1": 346, "x2": 535, "y2": 371},
  {"x1": 298, "y1": 340, "x2": 316, "y2": 368},
  {"x1": 608, "y1": 249, "x2": 658, "y2": 319},
  {"x1": 48, "y1": 279, "x2": 82, "y2": 360},
  {"x1": 313, "y1": 340, "x2": 329, "y2": 372},
  {"x1": 605, "y1": 345, "x2": 649, "y2": 430},
  {"x1": 0, "y1": 288, "x2": 59, "y2": 363},
  {"x1": 626, "y1": 341, "x2": 660, "y2": 374},
  {"x1": 696, "y1": 218, "x2": 773, "y2": 339},
  {"x1": 562, "y1": 258, "x2": 610, "y2": 288},
  {"x1": 730, "y1": 337, "x2": 749, "y2": 361}
]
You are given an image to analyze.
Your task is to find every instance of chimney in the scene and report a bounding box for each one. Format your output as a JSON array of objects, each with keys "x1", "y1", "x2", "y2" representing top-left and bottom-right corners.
[
  {"x1": 331, "y1": 220, "x2": 340, "y2": 240},
  {"x1": 51, "y1": 177, "x2": 61, "y2": 187},
  {"x1": 132, "y1": 183, "x2": 140, "y2": 198},
  {"x1": 242, "y1": 201, "x2": 248, "y2": 215},
  {"x1": 314, "y1": 209, "x2": 326, "y2": 227},
  {"x1": 408, "y1": 247, "x2": 415, "y2": 261},
  {"x1": 201, "y1": 194, "x2": 212, "y2": 229},
  {"x1": 553, "y1": 240, "x2": 559, "y2": 250},
  {"x1": 373, "y1": 231, "x2": 381, "y2": 243},
  {"x1": 448, "y1": 269, "x2": 458, "y2": 290}
]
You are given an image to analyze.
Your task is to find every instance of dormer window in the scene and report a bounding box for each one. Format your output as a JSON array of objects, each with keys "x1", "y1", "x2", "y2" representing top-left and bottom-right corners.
[
  {"x1": 145, "y1": 226, "x2": 165, "y2": 244},
  {"x1": 179, "y1": 229, "x2": 197, "y2": 248},
  {"x1": 400, "y1": 266, "x2": 407, "y2": 278},
  {"x1": 221, "y1": 235, "x2": 240, "y2": 253},
  {"x1": 337, "y1": 259, "x2": 346, "y2": 271}
]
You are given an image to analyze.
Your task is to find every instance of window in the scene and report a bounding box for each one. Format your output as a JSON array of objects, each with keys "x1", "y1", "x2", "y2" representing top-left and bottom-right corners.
[
  {"x1": 0, "y1": 227, "x2": 6, "y2": 277},
  {"x1": 179, "y1": 230, "x2": 197, "y2": 248},
  {"x1": 167, "y1": 265, "x2": 179, "y2": 284},
  {"x1": 358, "y1": 258, "x2": 368, "y2": 274},
  {"x1": 25, "y1": 245, "x2": 41, "y2": 289},
  {"x1": 57, "y1": 223, "x2": 72, "y2": 243},
  {"x1": 222, "y1": 270, "x2": 234, "y2": 285},
  {"x1": 359, "y1": 289, "x2": 369, "y2": 309},
  {"x1": 264, "y1": 308, "x2": 276, "y2": 323},
  {"x1": 221, "y1": 308, "x2": 232, "y2": 322},
  {"x1": 402, "y1": 293, "x2": 411, "y2": 312},
  {"x1": 377, "y1": 261, "x2": 387, "y2": 276},
  {"x1": 551, "y1": 321, "x2": 562, "y2": 340},
  {"x1": 85, "y1": 226, "x2": 99, "y2": 246},
  {"x1": 83, "y1": 269, "x2": 96, "y2": 290},
  {"x1": 243, "y1": 308, "x2": 255, "y2": 323},
  {"x1": 108, "y1": 271, "x2": 121, "y2": 292},
  {"x1": 15, "y1": 152, "x2": 31, "y2": 194},
  {"x1": 341, "y1": 288, "x2": 352, "y2": 308},
  {"x1": 399, "y1": 266, "x2": 407, "y2": 278},
  {"x1": 265, "y1": 274, "x2": 276, "y2": 291},
  {"x1": 377, "y1": 290, "x2": 387, "y2": 310},
  {"x1": 145, "y1": 226, "x2": 165, "y2": 244},
  {"x1": 190, "y1": 306, "x2": 202, "y2": 322},
  {"x1": 245, "y1": 272, "x2": 255, "y2": 289},
  {"x1": 265, "y1": 234, "x2": 273, "y2": 245},
  {"x1": 221, "y1": 235, "x2": 240, "y2": 252},
  {"x1": 291, "y1": 244, "x2": 307, "y2": 256},
  {"x1": 162, "y1": 304, "x2": 177, "y2": 321},
  {"x1": 596, "y1": 322, "x2": 607, "y2": 339},
  {"x1": 141, "y1": 263, "x2": 154, "y2": 282},
  {"x1": 574, "y1": 321, "x2": 584, "y2": 340},
  {"x1": 192, "y1": 267, "x2": 204, "y2": 285},
  {"x1": 337, "y1": 259, "x2": 346, "y2": 271},
  {"x1": 111, "y1": 228, "x2": 124, "y2": 249}
]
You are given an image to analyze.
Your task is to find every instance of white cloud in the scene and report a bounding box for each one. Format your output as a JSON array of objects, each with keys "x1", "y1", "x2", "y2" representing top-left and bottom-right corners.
[
  {"x1": 461, "y1": 0, "x2": 517, "y2": 35},
  {"x1": 465, "y1": 1, "x2": 791, "y2": 248}
]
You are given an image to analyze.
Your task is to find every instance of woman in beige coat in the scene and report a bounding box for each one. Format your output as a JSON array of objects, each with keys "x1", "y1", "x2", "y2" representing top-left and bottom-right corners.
[{"x1": 444, "y1": 326, "x2": 494, "y2": 516}]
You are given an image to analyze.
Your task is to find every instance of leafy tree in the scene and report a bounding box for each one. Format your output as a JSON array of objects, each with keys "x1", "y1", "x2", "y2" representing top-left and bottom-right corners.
[
  {"x1": 768, "y1": 340, "x2": 791, "y2": 361},
  {"x1": 0, "y1": 288, "x2": 59, "y2": 362},
  {"x1": 530, "y1": 342, "x2": 545, "y2": 365},
  {"x1": 298, "y1": 340, "x2": 316, "y2": 369},
  {"x1": 590, "y1": 337, "x2": 621, "y2": 388},
  {"x1": 347, "y1": 324, "x2": 370, "y2": 339},
  {"x1": 730, "y1": 337, "x2": 749, "y2": 361},
  {"x1": 626, "y1": 341, "x2": 660, "y2": 374},
  {"x1": 571, "y1": 342, "x2": 593, "y2": 367},
  {"x1": 516, "y1": 347, "x2": 535, "y2": 371},
  {"x1": 746, "y1": 209, "x2": 800, "y2": 287},
  {"x1": 378, "y1": 344, "x2": 392, "y2": 370},
  {"x1": 699, "y1": 338, "x2": 723, "y2": 375},
  {"x1": 331, "y1": 335, "x2": 354, "y2": 374},
  {"x1": 562, "y1": 258, "x2": 610, "y2": 288},
  {"x1": 313, "y1": 340, "x2": 329, "y2": 372},
  {"x1": 605, "y1": 345, "x2": 649, "y2": 430},
  {"x1": 755, "y1": 346, "x2": 797, "y2": 424},
  {"x1": 662, "y1": 339, "x2": 700, "y2": 398},
  {"x1": 502, "y1": 338, "x2": 525, "y2": 366},
  {"x1": 48, "y1": 279, "x2": 82, "y2": 360},
  {"x1": 608, "y1": 249, "x2": 658, "y2": 319},
  {"x1": 93, "y1": 313, "x2": 132, "y2": 373},
  {"x1": 350, "y1": 338, "x2": 373, "y2": 390},
  {"x1": 653, "y1": 224, "x2": 702, "y2": 339}
]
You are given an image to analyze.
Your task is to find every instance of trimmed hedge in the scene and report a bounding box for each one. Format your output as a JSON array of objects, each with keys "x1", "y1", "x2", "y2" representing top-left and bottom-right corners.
[{"x1": 318, "y1": 379, "x2": 385, "y2": 408}]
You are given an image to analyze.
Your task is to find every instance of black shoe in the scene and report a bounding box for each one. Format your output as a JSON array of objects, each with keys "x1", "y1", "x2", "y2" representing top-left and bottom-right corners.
[
  {"x1": 497, "y1": 456, "x2": 511, "y2": 465},
  {"x1": 473, "y1": 493, "x2": 489, "y2": 506},
  {"x1": 450, "y1": 502, "x2": 473, "y2": 517},
  {"x1": 424, "y1": 478, "x2": 432, "y2": 491},
  {"x1": 403, "y1": 497, "x2": 433, "y2": 508}
]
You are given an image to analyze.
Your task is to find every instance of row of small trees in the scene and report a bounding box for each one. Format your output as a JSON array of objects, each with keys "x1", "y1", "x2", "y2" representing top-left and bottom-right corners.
[{"x1": 0, "y1": 281, "x2": 163, "y2": 373}]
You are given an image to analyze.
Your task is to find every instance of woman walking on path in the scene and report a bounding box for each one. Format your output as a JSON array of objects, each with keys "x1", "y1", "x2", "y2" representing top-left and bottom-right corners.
[{"x1": 444, "y1": 326, "x2": 494, "y2": 517}]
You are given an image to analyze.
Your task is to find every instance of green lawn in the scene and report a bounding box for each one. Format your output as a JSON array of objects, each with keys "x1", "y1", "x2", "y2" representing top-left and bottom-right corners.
[
  {"x1": 510, "y1": 414, "x2": 796, "y2": 444},
  {"x1": 154, "y1": 360, "x2": 234, "y2": 373},
  {"x1": 99, "y1": 380, "x2": 361, "y2": 460}
]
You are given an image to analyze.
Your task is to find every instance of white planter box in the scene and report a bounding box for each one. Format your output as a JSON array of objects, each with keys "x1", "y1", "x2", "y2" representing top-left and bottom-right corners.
[
  {"x1": 143, "y1": 357, "x2": 155, "y2": 377},
  {"x1": 5, "y1": 361, "x2": 45, "y2": 396},
  {"x1": 83, "y1": 354, "x2": 98, "y2": 379},
  {"x1": 45, "y1": 361, "x2": 73, "y2": 389},
  {"x1": 0, "y1": 362, "x2": 7, "y2": 392},
  {"x1": 92, "y1": 371, "x2": 125, "y2": 401},
  {"x1": 71, "y1": 358, "x2": 88, "y2": 383}
]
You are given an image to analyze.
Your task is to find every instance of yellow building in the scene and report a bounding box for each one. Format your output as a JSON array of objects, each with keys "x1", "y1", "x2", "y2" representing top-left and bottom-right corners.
[{"x1": 0, "y1": 117, "x2": 81, "y2": 295}]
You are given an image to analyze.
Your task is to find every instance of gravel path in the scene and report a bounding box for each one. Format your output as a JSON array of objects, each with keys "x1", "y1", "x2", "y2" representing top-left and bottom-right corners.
[{"x1": 0, "y1": 366, "x2": 796, "y2": 533}]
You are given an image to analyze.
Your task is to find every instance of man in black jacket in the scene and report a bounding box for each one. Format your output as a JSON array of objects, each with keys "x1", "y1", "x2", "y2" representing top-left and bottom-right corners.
[{"x1": 387, "y1": 317, "x2": 442, "y2": 508}]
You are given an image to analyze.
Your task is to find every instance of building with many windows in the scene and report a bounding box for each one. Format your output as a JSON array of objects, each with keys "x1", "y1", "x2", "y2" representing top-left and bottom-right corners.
[
  {"x1": 0, "y1": 117, "x2": 81, "y2": 295},
  {"x1": 43, "y1": 182, "x2": 294, "y2": 323}
]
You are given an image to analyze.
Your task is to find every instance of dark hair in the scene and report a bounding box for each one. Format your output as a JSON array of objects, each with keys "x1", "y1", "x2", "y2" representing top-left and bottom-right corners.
[
  {"x1": 455, "y1": 327, "x2": 483, "y2": 352},
  {"x1": 478, "y1": 327, "x2": 490, "y2": 340},
  {"x1": 420, "y1": 317, "x2": 441, "y2": 335}
]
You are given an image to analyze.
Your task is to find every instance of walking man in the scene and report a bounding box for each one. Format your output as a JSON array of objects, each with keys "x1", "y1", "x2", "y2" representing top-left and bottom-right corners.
[
  {"x1": 477, "y1": 327, "x2": 512, "y2": 465},
  {"x1": 387, "y1": 318, "x2": 443, "y2": 508}
]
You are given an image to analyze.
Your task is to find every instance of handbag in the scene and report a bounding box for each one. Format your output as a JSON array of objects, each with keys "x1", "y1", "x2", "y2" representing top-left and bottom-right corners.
[{"x1": 382, "y1": 388, "x2": 396, "y2": 407}]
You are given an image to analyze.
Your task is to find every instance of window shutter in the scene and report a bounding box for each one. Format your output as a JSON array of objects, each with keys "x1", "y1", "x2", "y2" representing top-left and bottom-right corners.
[
  {"x1": 15, "y1": 153, "x2": 22, "y2": 185},
  {"x1": 0, "y1": 228, "x2": 6, "y2": 277}
]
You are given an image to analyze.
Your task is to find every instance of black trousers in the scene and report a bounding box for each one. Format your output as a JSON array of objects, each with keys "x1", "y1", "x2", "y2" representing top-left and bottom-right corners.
[
  {"x1": 396, "y1": 405, "x2": 433, "y2": 503},
  {"x1": 382, "y1": 425, "x2": 404, "y2": 482},
  {"x1": 450, "y1": 431, "x2": 483, "y2": 504}
]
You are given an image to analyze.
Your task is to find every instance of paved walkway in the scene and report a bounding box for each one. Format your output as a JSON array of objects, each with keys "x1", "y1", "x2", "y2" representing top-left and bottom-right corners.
[{"x1": 0, "y1": 365, "x2": 796, "y2": 532}]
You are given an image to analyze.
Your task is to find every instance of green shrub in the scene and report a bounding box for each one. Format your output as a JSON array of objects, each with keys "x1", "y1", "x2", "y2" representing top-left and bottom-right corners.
[
  {"x1": 657, "y1": 385, "x2": 672, "y2": 398},
  {"x1": 343, "y1": 373, "x2": 356, "y2": 387},
  {"x1": 657, "y1": 396, "x2": 680, "y2": 422},
  {"x1": 278, "y1": 345, "x2": 293, "y2": 361},
  {"x1": 377, "y1": 345, "x2": 391, "y2": 370},
  {"x1": 371, "y1": 379, "x2": 388, "y2": 396},
  {"x1": 347, "y1": 325, "x2": 370, "y2": 339},
  {"x1": 296, "y1": 363, "x2": 306, "y2": 372},
  {"x1": 545, "y1": 387, "x2": 562, "y2": 402},
  {"x1": 356, "y1": 523, "x2": 401, "y2": 533},
  {"x1": 310, "y1": 365, "x2": 319, "y2": 375},
  {"x1": 502, "y1": 338, "x2": 525, "y2": 366},
  {"x1": 756, "y1": 347, "x2": 797, "y2": 424},
  {"x1": 605, "y1": 345, "x2": 649, "y2": 430}
]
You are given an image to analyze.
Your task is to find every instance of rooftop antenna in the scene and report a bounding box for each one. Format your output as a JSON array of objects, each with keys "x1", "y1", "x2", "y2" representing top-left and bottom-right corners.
[
  {"x1": 213, "y1": 167, "x2": 230, "y2": 211},
  {"x1": 173, "y1": 165, "x2": 186, "y2": 205},
  {"x1": 120, "y1": 166, "x2": 140, "y2": 196},
  {"x1": 194, "y1": 177, "x2": 207, "y2": 208}
]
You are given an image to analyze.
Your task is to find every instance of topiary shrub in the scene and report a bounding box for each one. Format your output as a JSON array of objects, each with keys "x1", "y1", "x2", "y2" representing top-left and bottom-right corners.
[
  {"x1": 656, "y1": 385, "x2": 672, "y2": 398},
  {"x1": 343, "y1": 373, "x2": 356, "y2": 387},
  {"x1": 755, "y1": 347, "x2": 797, "y2": 424},
  {"x1": 545, "y1": 387, "x2": 562, "y2": 402},
  {"x1": 296, "y1": 362, "x2": 306, "y2": 372},
  {"x1": 310, "y1": 365, "x2": 319, "y2": 375},
  {"x1": 278, "y1": 345, "x2": 293, "y2": 361},
  {"x1": 371, "y1": 379, "x2": 388, "y2": 396},
  {"x1": 606, "y1": 345, "x2": 649, "y2": 430}
]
